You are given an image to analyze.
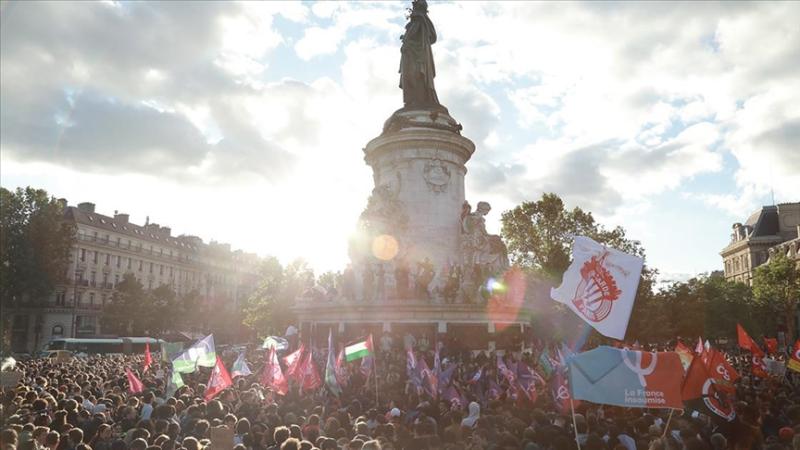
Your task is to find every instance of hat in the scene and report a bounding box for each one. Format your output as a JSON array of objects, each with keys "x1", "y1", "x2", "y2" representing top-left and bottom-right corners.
[{"x1": 390, "y1": 408, "x2": 401, "y2": 417}]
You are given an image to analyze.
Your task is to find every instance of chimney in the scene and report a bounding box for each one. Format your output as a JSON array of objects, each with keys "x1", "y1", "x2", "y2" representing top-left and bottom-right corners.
[
  {"x1": 114, "y1": 213, "x2": 129, "y2": 224},
  {"x1": 77, "y1": 202, "x2": 95, "y2": 213},
  {"x1": 161, "y1": 226, "x2": 171, "y2": 236}
]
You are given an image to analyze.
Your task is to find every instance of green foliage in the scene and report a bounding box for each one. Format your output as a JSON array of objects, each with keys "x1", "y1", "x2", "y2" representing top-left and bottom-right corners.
[
  {"x1": 101, "y1": 273, "x2": 200, "y2": 337},
  {"x1": 1, "y1": 187, "x2": 74, "y2": 351},
  {"x1": 752, "y1": 255, "x2": 800, "y2": 340},
  {"x1": 501, "y1": 193, "x2": 645, "y2": 281},
  {"x1": 243, "y1": 257, "x2": 314, "y2": 338},
  {"x1": 625, "y1": 274, "x2": 774, "y2": 343},
  {"x1": 0, "y1": 187, "x2": 75, "y2": 304}
]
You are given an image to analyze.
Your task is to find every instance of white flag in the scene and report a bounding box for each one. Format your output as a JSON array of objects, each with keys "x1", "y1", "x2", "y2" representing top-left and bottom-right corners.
[
  {"x1": 550, "y1": 236, "x2": 643, "y2": 340},
  {"x1": 231, "y1": 352, "x2": 252, "y2": 378},
  {"x1": 172, "y1": 335, "x2": 216, "y2": 373}
]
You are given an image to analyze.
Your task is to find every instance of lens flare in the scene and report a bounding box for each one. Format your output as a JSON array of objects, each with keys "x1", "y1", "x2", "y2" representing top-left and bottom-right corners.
[{"x1": 371, "y1": 234, "x2": 399, "y2": 261}]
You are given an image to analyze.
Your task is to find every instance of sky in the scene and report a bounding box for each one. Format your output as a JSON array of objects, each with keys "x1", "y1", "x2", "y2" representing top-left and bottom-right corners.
[{"x1": 1, "y1": 1, "x2": 798, "y2": 283}]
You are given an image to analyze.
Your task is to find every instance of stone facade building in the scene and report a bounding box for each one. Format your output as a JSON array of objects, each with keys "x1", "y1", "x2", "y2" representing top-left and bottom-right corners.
[
  {"x1": 8, "y1": 201, "x2": 261, "y2": 353},
  {"x1": 720, "y1": 202, "x2": 800, "y2": 285}
]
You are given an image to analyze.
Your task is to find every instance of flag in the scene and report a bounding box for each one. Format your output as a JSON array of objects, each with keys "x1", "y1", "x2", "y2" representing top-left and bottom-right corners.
[
  {"x1": 682, "y1": 356, "x2": 736, "y2": 423},
  {"x1": 539, "y1": 348, "x2": 555, "y2": 378},
  {"x1": 126, "y1": 368, "x2": 144, "y2": 394},
  {"x1": 166, "y1": 370, "x2": 183, "y2": 398},
  {"x1": 143, "y1": 343, "x2": 152, "y2": 372},
  {"x1": 675, "y1": 341, "x2": 694, "y2": 372},
  {"x1": 262, "y1": 336, "x2": 289, "y2": 351},
  {"x1": 701, "y1": 348, "x2": 739, "y2": 389},
  {"x1": 550, "y1": 368, "x2": 577, "y2": 414},
  {"x1": 418, "y1": 357, "x2": 438, "y2": 398},
  {"x1": 442, "y1": 385, "x2": 467, "y2": 409},
  {"x1": 568, "y1": 346, "x2": 684, "y2": 409},
  {"x1": 360, "y1": 353, "x2": 374, "y2": 380},
  {"x1": 737, "y1": 324, "x2": 760, "y2": 353},
  {"x1": 788, "y1": 340, "x2": 800, "y2": 373},
  {"x1": 695, "y1": 337, "x2": 704, "y2": 355},
  {"x1": 438, "y1": 364, "x2": 456, "y2": 392},
  {"x1": 467, "y1": 366, "x2": 483, "y2": 385},
  {"x1": 515, "y1": 360, "x2": 539, "y2": 403},
  {"x1": 497, "y1": 355, "x2": 516, "y2": 385},
  {"x1": 550, "y1": 236, "x2": 644, "y2": 340},
  {"x1": 406, "y1": 349, "x2": 422, "y2": 389},
  {"x1": 325, "y1": 330, "x2": 342, "y2": 397},
  {"x1": 231, "y1": 352, "x2": 252, "y2": 378},
  {"x1": 299, "y1": 350, "x2": 322, "y2": 393},
  {"x1": 335, "y1": 348, "x2": 349, "y2": 387},
  {"x1": 764, "y1": 337, "x2": 778, "y2": 354},
  {"x1": 161, "y1": 342, "x2": 183, "y2": 363},
  {"x1": 204, "y1": 356, "x2": 233, "y2": 401},
  {"x1": 345, "y1": 335, "x2": 373, "y2": 362},
  {"x1": 261, "y1": 348, "x2": 288, "y2": 396},
  {"x1": 172, "y1": 335, "x2": 216, "y2": 373},
  {"x1": 282, "y1": 343, "x2": 305, "y2": 381}
]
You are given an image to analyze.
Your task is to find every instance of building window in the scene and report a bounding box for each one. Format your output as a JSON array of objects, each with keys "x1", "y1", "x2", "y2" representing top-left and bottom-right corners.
[
  {"x1": 139, "y1": 260, "x2": 143, "y2": 271},
  {"x1": 80, "y1": 248, "x2": 86, "y2": 262},
  {"x1": 105, "y1": 253, "x2": 110, "y2": 265},
  {"x1": 101, "y1": 294, "x2": 107, "y2": 305},
  {"x1": 116, "y1": 256, "x2": 121, "y2": 268},
  {"x1": 169, "y1": 267, "x2": 173, "y2": 277},
  {"x1": 56, "y1": 292, "x2": 66, "y2": 306},
  {"x1": 127, "y1": 257, "x2": 132, "y2": 270},
  {"x1": 52, "y1": 325, "x2": 64, "y2": 337},
  {"x1": 114, "y1": 274, "x2": 119, "y2": 286},
  {"x1": 90, "y1": 271, "x2": 96, "y2": 285},
  {"x1": 159, "y1": 265, "x2": 164, "y2": 275},
  {"x1": 76, "y1": 292, "x2": 83, "y2": 304},
  {"x1": 89, "y1": 292, "x2": 95, "y2": 305},
  {"x1": 102, "y1": 274, "x2": 108, "y2": 286},
  {"x1": 93, "y1": 251, "x2": 98, "y2": 264},
  {"x1": 149, "y1": 262, "x2": 153, "y2": 274}
]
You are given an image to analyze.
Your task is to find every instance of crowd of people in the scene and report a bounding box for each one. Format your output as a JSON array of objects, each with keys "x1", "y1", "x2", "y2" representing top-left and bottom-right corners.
[{"x1": 1, "y1": 336, "x2": 799, "y2": 450}]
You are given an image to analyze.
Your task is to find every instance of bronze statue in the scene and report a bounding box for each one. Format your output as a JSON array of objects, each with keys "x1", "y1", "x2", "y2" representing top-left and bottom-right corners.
[{"x1": 399, "y1": 0, "x2": 441, "y2": 109}]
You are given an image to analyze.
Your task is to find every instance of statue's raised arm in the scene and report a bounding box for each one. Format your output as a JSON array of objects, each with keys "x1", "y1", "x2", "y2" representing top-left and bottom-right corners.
[{"x1": 399, "y1": 0, "x2": 442, "y2": 110}]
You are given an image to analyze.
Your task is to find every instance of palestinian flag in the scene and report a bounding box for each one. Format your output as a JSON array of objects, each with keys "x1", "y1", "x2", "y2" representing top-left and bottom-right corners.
[{"x1": 345, "y1": 335, "x2": 373, "y2": 362}]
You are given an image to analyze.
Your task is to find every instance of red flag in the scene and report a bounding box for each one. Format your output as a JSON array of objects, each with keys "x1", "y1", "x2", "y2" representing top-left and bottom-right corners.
[
  {"x1": 702, "y1": 348, "x2": 739, "y2": 388},
  {"x1": 750, "y1": 352, "x2": 768, "y2": 378},
  {"x1": 205, "y1": 356, "x2": 233, "y2": 401},
  {"x1": 126, "y1": 368, "x2": 144, "y2": 394},
  {"x1": 682, "y1": 356, "x2": 736, "y2": 422},
  {"x1": 261, "y1": 348, "x2": 289, "y2": 396},
  {"x1": 764, "y1": 337, "x2": 778, "y2": 354},
  {"x1": 282, "y1": 343, "x2": 305, "y2": 381},
  {"x1": 299, "y1": 350, "x2": 321, "y2": 393},
  {"x1": 143, "y1": 343, "x2": 152, "y2": 372}
]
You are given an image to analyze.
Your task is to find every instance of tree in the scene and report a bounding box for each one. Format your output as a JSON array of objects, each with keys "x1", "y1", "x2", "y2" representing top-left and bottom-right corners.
[
  {"x1": 101, "y1": 274, "x2": 187, "y2": 337},
  {"x1": 501, "y1": 193, "x2": 657, "y2": 343},
  {"x1": 0, "y1": 187, "x2": 74, "y2": 304},
  {"x1": 1, "y1": 187, "x2": 74, "y2": 350},
  {"x1": 753, "y1": 255, "x2": 800, "y2": 341},
  {"x1": 501, "y1": 193, "x2": 646, "y2": 281},
  {"x1": 243, "y1": 257, "x2": 314, "y2": 338}
]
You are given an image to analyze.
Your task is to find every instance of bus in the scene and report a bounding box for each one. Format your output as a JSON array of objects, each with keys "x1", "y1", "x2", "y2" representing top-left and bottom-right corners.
[{"x1": 43, "y1": 337, "x2": 163, "y2": 355}]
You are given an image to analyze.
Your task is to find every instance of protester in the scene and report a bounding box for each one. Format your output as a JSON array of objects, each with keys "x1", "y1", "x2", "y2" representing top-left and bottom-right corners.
[{"x1": 2, "y1": 333, "x2": 799, "y2": 450}]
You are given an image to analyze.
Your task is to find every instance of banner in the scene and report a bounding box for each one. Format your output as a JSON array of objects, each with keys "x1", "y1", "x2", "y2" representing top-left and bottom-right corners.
[
  {"x1": 205, "y1": 356, "x2": 233, "y2": 401},
  {"x1": 568, "y1": 346, "x2": 683, "y2": 409},
  {"x1": 682, "y1": 356, "x2": 736, "y2": 423},
  {"x1": 173, "y1": 335, "x2": 216, "y2": 373},
  {"x1": 551, "y1": 236, "x2": 644, "y2": 340}
]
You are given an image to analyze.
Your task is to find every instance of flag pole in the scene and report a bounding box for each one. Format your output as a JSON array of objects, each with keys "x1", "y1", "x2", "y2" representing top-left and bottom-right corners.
[
  {"x1": 661, "y1": 409, "x2": 675, "y2": 438},
  {"x1": 570, "y1": 396, "x2": 581, "y2": 450},
  {"x1": 374, "y1": 354, "x2": 379, "y2": 407}
]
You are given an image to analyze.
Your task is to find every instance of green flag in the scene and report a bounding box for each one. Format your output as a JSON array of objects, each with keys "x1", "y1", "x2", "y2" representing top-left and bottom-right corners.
[
  {"x1": 172, "y1": 335, "x2": 216, "y2": 373},
  {"x1": 161, "y1": 342, "x2": 184, "y2": 363},
  {"x1": 166, "y1": 371, "x2": 184, "y2": 398}
]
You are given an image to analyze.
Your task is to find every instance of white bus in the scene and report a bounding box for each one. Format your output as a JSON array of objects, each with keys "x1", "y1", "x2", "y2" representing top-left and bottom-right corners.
[{"x1": 43, "y1": 337, "x2": 163, "y2": 355}]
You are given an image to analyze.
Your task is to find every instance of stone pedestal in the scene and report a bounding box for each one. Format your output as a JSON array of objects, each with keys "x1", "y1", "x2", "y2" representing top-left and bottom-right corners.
[{"x1": 362, "y1": 109, "x2": 474, "y2": 274}]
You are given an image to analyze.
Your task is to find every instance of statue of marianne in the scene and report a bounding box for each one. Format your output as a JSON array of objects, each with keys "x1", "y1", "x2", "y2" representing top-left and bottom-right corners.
[{"x1": 399, "y1": 0, "x2": 442, "y2": 109}]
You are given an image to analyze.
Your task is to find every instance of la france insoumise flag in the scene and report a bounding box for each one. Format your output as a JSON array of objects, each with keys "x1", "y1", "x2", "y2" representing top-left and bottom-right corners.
[{"x1": 551, "y1": 236, "x2": 644, "y2": 340}]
